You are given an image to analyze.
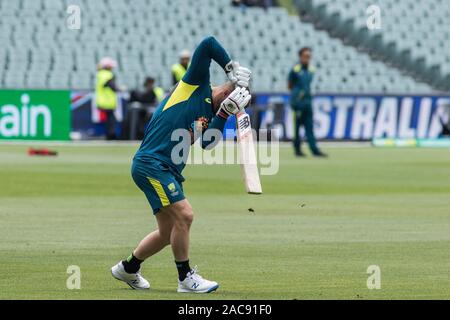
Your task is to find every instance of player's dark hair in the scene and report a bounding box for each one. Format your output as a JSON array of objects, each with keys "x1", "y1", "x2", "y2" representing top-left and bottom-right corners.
[
  {"x1": 299, "y1": 47, "x2": 312, "y2": 56},
  {"x1": 144, "y1": 77, "x2": 155, "y2": 86}
]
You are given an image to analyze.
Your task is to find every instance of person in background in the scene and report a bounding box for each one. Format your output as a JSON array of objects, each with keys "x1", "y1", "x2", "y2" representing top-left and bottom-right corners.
[
  {"x1": 127, "y1": 77, "x2": 165, "y2": 140},
  {"x1": 231, "y1": 0, "x2": 272, "y2": 8},
  {"x1": 130, "y1": 77, "x2": 165, "y2": 105},
  {"x1": 288, "y1": 47, "x2": 327, "y2": 157},
  {"x1": 441, "y1": 103, "x2": 450, "y2": 136},
  {"x1": 231, "y1": 0, "x2": 243, "y2": 7},
  {"x1": 171, "y1": 49, "x2": 190, "y2": 85},
  {"x1": 96, "y1": 57, "x2": 120, "y2": 140}
]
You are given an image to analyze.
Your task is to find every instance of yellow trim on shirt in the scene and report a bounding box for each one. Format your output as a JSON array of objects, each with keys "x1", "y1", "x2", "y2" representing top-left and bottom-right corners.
[{"x1": 163, "y1": 80, "x2": 199, "y2": 111}]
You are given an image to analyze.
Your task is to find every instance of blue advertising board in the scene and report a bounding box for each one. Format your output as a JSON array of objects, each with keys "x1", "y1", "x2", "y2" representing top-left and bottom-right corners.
[
  {"x1": 256, "y1": 94, "x2": 450, "y2": 140},
  {"x1": 71, "y1": 91, "x2": 450, "y2": 140}
]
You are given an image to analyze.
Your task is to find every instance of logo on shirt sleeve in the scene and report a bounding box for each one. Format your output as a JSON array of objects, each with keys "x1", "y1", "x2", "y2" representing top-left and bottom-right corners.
[
  {"x1": 189, "y1": 116, "x2": 209, "y2": 132},
  {"x1": 167, "y1": 182, "x2": 179, "y2": 196},
  {"x1": 168, "y1": 183, "x2": 176, "y2": 192},
  {"x1": 188, "y1": 116, "x2": 210, "y2": 144}
]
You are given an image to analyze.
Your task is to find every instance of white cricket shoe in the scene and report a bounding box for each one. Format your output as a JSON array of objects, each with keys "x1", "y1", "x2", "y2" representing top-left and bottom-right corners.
[
  {"x1": 111, "y1": 261, "x2": 150, "y2": 290},
  {"x1": 177, "y1": 266, "x2": 219, "y2": 293}
]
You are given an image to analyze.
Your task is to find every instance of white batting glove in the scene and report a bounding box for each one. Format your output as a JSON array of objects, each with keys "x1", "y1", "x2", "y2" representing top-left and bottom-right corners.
[
  {"x1": 218, "y1": 87, "x2": 252, "y2": 119},
  {"x1": 225, "y1": 61, "x2": 251, "y2": 88}
]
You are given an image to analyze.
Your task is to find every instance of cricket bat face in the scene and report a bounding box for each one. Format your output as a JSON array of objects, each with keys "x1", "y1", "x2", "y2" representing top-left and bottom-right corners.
[{"x1": 236, "y1": 111, "x2": 262, "y2": 194}]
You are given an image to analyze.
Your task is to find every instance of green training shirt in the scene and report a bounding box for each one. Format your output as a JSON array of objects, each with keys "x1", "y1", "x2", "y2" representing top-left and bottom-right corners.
[
  {"x1": 134, "y1": 36, "x2": 232, "y2": 180},
  {"x1": 288, "y1": 63, "x2": 315, "y2": 110}
]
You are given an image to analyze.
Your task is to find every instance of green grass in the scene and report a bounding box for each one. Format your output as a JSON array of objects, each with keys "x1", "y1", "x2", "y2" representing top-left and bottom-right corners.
[{"x1": 0, "y1": 143, "x2": 449, "y2": 299}]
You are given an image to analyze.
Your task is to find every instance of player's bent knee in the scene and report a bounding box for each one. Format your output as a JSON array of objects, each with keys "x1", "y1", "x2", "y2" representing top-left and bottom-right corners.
[
  {"x1": 176, "y1": 208, "x2": 193, "y2": 228},
  {"x1": 170, "y1": 203, "x2": 194, "y2": 228},
  {"x1": 183, "y1": 209, "x2": 194, "y2": 227},
  {"x1": 166, "y1": 200, "x2": 194, "y2": 229}
]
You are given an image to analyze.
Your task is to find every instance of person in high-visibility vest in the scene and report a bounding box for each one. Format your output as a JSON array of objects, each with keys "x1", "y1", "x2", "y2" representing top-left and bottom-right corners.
[
  {"x1": 171, "y1": 49, "x2": 190, "y2": 85},
  {"x1": 153, "y1": 86, "x2": 164, "y2": 103},
  {"x1": 96, "y1": 57, "x2": 119, "y2": 140}
]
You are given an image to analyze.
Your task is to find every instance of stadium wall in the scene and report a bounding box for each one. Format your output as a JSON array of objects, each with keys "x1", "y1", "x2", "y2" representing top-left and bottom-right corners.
[{"x1": 1, "y1": 90, "x2": 449, "y2": 141}]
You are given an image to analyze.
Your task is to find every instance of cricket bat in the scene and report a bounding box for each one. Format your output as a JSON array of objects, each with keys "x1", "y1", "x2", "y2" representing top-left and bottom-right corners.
[{"x1": 235, "y1": 111, "x2": 262, "y2": 194}]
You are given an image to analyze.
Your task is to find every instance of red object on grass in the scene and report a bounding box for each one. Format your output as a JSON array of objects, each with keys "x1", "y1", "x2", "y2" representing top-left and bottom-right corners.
[{"x1": 28, "y1": 148, "x2": 58, "y2": 156}]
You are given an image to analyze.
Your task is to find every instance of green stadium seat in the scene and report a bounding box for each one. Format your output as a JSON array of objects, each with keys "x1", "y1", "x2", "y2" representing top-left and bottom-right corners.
[{"x1": 0, "y1": 0, "x2": 441, "y2": 92}]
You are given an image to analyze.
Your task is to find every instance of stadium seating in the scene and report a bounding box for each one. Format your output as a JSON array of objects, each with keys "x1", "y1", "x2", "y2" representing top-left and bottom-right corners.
[
  {"x1": 295, "y1": 0, "x2": 450, "y2": 91},
  {"x1": 0, "y1": 0, "x2": 436, "y2": 93}
]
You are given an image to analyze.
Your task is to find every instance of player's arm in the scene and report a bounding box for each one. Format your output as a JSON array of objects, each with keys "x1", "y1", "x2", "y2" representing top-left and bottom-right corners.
[
  {"x1": 287, "y1": 69, "x2": 295, "y2": 90},
  {"x1": 202, "y1": 87, "x2": 251, "y2": 150},
  {"x1": 182, "y1": 36, "x2": 231, "y2": 86},
  {"x1": 201, "y1": 116, "x2": 228, "y2": 150},
  {"x1": 105, "y1": 77, "x2": 119, "y2": 91},
  {"x1": 288, "y1": 81, "x2": 293, "y2": 90},
  {"x1": 183, "y1": 36, "x2": 251, "y2": 87}
]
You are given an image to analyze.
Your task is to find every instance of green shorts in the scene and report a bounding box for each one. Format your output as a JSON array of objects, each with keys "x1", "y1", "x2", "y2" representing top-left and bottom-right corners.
[{"x1": 131, "y1": 159, "x2": 185, "y2": 214}]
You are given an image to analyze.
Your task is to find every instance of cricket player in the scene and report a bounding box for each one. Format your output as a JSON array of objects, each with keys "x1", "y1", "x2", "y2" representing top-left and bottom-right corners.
[
  {"x1": 288, "y1": 47, "x2": 327, "y2": 157},
  {"x1": 111, "y1": 36, "x2": 251, "y2": 293}
]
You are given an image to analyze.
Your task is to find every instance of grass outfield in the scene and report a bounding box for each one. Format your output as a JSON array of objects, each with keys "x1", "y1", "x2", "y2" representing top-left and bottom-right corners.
[{"x1": 0, "y1": 143, "x2": 449, "y2": 300}]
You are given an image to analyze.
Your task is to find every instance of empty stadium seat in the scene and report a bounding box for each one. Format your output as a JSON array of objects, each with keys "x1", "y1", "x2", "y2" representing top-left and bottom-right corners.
[
  {"x1": 297, "y1": 0, "x2": 448, "y2": 91},
  {"x1": 0, "y1": 0, "x2": 438, "y2": 93}
]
